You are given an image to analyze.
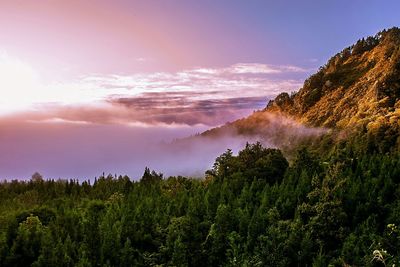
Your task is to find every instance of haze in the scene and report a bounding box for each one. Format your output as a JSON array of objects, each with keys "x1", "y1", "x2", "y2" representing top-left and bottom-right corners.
[{"x1": 1, "y1": 0, "x2": 399, "y2": 180}]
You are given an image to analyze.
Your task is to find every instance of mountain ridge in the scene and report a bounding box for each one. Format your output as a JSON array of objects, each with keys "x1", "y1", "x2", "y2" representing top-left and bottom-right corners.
[
  {"x1": 266, "y1": 27, "x2": 400, "y2": 129},
  {"x1": 201, "y1": 27, "x2": 400, "y2": 152}
]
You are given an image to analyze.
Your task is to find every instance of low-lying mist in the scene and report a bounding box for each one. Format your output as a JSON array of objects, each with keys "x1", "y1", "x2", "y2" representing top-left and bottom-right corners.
[{"x1": 0, "y1": 112, "x2": 326, "y2": 181}]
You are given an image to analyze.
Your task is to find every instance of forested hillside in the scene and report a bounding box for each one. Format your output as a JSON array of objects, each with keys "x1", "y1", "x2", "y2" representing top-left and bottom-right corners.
[
  {"x1": 1, "y1": 28, "x2": 400, "y2": 266},
  {"x1": 0, "y1": 140, "x2": 399, "y2": 266}
]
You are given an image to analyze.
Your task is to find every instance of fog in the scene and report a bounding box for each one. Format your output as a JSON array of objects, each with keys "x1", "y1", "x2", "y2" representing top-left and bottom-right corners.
[{"x1": 0, "y1": 113, "x2": 326, "y2": 181}]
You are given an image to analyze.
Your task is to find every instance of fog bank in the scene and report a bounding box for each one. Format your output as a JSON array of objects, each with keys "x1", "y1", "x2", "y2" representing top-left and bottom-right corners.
[{"x1": 0, "y1": 113, "x2": 325, "y2": 181}]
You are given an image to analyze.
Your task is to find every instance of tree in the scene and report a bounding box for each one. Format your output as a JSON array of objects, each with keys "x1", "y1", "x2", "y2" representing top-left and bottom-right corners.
[
  {"x1": 299, "y1": 164, "x2": 348, "y2": 256},
  {"x1": 209, "y1": 149, "x2": 234, "y2": 179},
  {"x1": 140, "y1": 167, "x2": 163, "y2": 183},
  {"x1": 7, "y1": 215, "x2": 46, "y2": 266},
  {"x1": 238, "y1": 142, "x2": 288, "y2": 184},
  {"x1": 204, "y1": 204, "x2": 235, "y2": 266},
  {"x1": 31, "y1": 172, "x2": 44, "y2": 183}
]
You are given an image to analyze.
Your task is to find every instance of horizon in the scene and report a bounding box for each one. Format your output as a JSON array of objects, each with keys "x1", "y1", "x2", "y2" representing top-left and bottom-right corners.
[{"x1": 1, "y1": 0, "x2": 400, "y2": 180}]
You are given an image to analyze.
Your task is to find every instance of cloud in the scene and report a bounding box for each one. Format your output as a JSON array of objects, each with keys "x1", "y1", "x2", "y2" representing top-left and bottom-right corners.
[
  {"x1": 1, "y1": 62, "x2": 310, "y2": 127},
  {"x1": 109, "y1": 94, "x2": 268, "y2": 126},
  {"x1": 228, "y1": 63, "x2": 308, "y2": 74},
  {"x1": 0, "y1": 111, "x2": 326, "y2": 181},
  {"x1": 78, "y1": 62, "x2": 307, "y2": 99},
  {"x1": 7, "y1": 95, "x2": 266, "y2": 127},
  {"x1": 0, "y1": 119, "x2": 211, "y2": 180},
  {"x1": 0, "y1": 62, "x2": 318, "y2": 180},
  {"x1": 229, "y1": 63, "x2": 282, "y2": 74},
  {"x1": 0, "y1": 60, "x2": 319, "y2": 180}
]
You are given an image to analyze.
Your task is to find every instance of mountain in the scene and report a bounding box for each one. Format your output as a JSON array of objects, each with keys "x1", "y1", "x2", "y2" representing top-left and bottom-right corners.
[
  {"x1": 267, "y1": 27, "x2": 400, "y2": 128},
  {"x1": 201, "y1": 27, "x2": 400, "y2": 152},
  {"x1": 2, "y1": 28, "x2": 400, "y2": 267}
]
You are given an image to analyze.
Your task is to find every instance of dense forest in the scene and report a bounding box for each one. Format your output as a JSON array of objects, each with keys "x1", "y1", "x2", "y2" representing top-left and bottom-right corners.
[
  {"x1": 1, "y1": 28, "x2": 400, "y2": 266},
  {"x1": 0, "y1": 132, "x2": 400, "y2": 266}
]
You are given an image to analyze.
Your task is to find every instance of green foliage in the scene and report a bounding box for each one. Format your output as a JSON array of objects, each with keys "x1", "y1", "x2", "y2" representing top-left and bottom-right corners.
[
  {"x1": 140, "y1": 167, "x2": 163, "y2": 184},
  {"x1": 0, "y1": 140, "x2": 399, "y2": 266},
  {"x1": 210, "y1": 142, "x2": 289, "y2": 186}
]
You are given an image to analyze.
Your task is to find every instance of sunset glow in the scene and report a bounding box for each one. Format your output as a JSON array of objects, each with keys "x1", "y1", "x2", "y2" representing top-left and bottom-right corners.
[
  {"x1": 1, "y1": 2, "x2": 400, "y2": 265},
  {"x1": 0, "y1": 0, "x2": 399, "y2": 179},
  {"x1": 0, "y1": 54, "x2": 40, "y2": 113}
]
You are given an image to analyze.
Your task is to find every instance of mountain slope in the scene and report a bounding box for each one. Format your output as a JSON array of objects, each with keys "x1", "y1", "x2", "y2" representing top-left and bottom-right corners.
[
  {"x1": 267, "y1": 27, "x2": 400, "y2": 128},
  {"x1": 202, "y1": 27, "x2": 400, "y2": 151}
]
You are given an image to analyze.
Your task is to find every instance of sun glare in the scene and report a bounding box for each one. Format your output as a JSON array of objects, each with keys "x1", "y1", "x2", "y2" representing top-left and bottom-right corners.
[
  {"x1": 0, "y1": 53, "x2": 41, "y2": 114},
  {"x1": 0, "y1": 53, "x2": 112, "y2": 115}
]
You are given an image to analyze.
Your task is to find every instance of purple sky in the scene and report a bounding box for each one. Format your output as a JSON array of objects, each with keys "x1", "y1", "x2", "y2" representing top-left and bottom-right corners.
[{"x1": 0, "y1": 0, "x2": 399, "y2": 180}]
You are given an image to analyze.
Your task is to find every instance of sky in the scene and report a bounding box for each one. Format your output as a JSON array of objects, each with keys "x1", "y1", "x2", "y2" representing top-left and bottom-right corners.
[{"x1": 0, "y1": 0, "x2": 399, "y2": 180}]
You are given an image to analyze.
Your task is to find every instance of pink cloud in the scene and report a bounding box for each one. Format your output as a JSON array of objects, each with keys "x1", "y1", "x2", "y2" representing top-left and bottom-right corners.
[{"x1": 1, "y1": 62, "x2": 308, "y2": 127}]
